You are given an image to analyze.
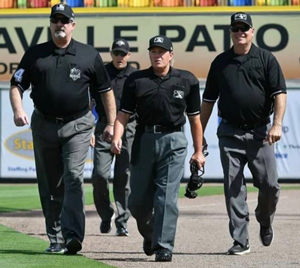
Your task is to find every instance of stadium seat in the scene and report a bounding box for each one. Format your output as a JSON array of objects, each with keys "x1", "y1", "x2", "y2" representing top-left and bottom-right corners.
[
  {"x1": 84, "y1": 0, "x2": 94, "y2": 6},
  {"x1": 95, "y1": 0, "x2": 117, "y2": 7},
  {"x1": 228, "y1": 0, "x2": 252, "y2": 5},
  {"x1": 266, "y1": 0, "x2": 288, "y2": 5},
  {"x1": 50, "y1": 0, "x2": 62, "y2": 6},
  {"x1": 28, "y1": 0, "x2": 49, "y2": 7},
  {"x1": 128, "y1": 0, "x2": 151, "y2": 7},
  {"x1": 66, "y1": 0, "x2": 84, "y2": 7},
  {"x1": 0, "y1": 0, "x2": 15, "y2": 8},
  {"x1": 153, "y1": 0, "x2": 185, "y2": 6},
  {"x1": 17, "y1": 0, "x2": 26, "y2": 8},
  {"x1": 194, "y1": 0, "x2": 218, "y2": 6}
]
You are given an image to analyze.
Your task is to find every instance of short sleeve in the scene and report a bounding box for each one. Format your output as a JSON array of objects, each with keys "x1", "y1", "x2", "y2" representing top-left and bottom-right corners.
[
  {"x1": 91, "y1": 53, "x2": 111, "y2": 94},
  {"x1": 119, "y1": 73, "x2": 136, "y2": 115},
  {"x1": 186, "y1": 74, "x2": 201, "y2": 116},
  {"x1": 10, "y1": 49, "x2": 33, "y2": 92},
  {"x1": 203, "y1": 60, "x2": 219, "y2": 103},
  {"x1": 267, "y1": 54, "x2": 286, "y2": 98}
]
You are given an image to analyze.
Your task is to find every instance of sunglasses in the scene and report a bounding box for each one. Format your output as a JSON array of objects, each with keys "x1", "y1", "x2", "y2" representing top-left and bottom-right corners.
[
  {"x1": 230, "y1": 25, "x2": 251, "y2": 33},
  {"x1": 50, "y1": 17, "x2": 72, "y2": 24},
  {"x1": 112, "y1": 51, "x2": 127, "y2": 57}
]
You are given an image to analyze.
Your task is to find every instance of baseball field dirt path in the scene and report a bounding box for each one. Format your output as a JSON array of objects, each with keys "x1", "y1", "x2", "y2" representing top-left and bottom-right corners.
[{"x1": 0, "y1": 187, "x2": 299, "y2": 268}]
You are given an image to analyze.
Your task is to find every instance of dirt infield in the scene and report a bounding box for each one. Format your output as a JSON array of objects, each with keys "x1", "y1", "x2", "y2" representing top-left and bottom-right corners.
[{"x1": 0, "y1": 188, "x2": 299, "y2": 268}]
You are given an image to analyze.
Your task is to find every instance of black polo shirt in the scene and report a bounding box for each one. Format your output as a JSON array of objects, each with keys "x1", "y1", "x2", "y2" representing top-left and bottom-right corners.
[
  {"x1": 92, "y1": 62, "x2": 136, "y2": 118},
  {"x1": 11, "y1": 39, "x2": 111, "y2": 117},
  {"x1": 203, "y1": 43, "x2": 286, "y2": 124},
  {"x1": 120, "y1": 66, "x2": 200, "y2": 127}
]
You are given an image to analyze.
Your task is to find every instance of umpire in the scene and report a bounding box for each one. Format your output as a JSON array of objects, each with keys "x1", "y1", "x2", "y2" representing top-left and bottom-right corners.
[
  {"x1": 9, "y1": 4, "x2": 116, "y2": 255},
  {"x1": 111, "y1": 35, "x2": 206, "y2": 262},
  {"x1": 201, "y1": 12, "x2": 287, "y2": 255},
  {"x1": 91, "y1": 38, "x2": 137, "y2": 236}
]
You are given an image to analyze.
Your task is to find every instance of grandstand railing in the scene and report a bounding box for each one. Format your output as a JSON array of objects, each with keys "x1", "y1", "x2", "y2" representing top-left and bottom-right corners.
[{"x1": 0, "y1": 0, "x2": 299, "y2": 8}]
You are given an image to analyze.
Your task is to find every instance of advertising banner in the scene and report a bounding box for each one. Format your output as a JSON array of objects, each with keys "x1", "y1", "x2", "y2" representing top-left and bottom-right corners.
[
  {"x1": 0, "y1": 13, "x2": 300, "y2": 81},
  {"x1": 2, "y1": 85, "x2": 299, "y2": 180},
  {"x1": 1, "y1": 89, "x2": 94, "y2": 178},
  {"x1": 184, "y1": 88, "x2": 300, "y2": 180}
]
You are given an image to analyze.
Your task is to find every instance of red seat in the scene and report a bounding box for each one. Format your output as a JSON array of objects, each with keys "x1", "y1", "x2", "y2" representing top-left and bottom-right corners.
[{"x1": 28, "y1": 0, "x2": 49, "y2": 7}]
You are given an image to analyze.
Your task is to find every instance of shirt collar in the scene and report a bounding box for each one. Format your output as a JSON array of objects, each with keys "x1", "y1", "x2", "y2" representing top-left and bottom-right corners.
[
  {"x1": 228, "y1": 43, "x2": 260, "y2": 60},
  {"x1": 52, "y1": 39, "x2": 76, "y2": 56},
  {"x1": 147, "y1": 66, "x2": 181, "y2": 78}
]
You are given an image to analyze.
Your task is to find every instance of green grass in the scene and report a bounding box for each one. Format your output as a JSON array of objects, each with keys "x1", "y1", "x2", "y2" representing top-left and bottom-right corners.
[
  {"x1": 0, "y1": 225, "x2": 115, "y2": 268},
  {"x1": 1, "y1": 183, "x2": 300, "y2": 213}
]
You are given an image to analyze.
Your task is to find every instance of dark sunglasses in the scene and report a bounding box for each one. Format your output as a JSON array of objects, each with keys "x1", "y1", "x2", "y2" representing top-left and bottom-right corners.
[
  {"x1": 112, "y1": 51, "x2": 127, "y2": 57},
  {"x1": 50, "y1": 17, "x2": 72, "y2": 24},
  {"x1": 230, "y1": 25, "x2": 251, "y2": 33}
]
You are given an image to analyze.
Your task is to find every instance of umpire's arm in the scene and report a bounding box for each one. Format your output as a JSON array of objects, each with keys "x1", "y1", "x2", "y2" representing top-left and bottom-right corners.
[{"x1": 9, "y1": 86, "x2": 29, "y2": 127}]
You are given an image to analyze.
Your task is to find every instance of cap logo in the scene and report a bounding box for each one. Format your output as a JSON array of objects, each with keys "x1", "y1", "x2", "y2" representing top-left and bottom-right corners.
[
  {"x1": 56, "y1": 4, "x2": 65, "y2": 11},
  {"x1": 235, "y1": 14, "x2": 247, "y2": 20},
  {"x1": 154, "y1": 37, "x2": 164, "y2": 43},
  {"x1": 116, "y1": 40, "x2": 125, "y2": 46}
]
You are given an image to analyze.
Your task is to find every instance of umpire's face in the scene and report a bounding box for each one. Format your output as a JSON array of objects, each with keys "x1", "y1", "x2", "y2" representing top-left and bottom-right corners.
[
  {"x1": 149, "y1": 47, "x2": 173, "y2": 74},
  {"x1": 230, "y1": 22, "x2": 254, "y2": 47},
  {"x1": 50, "y1": 15, "x2": 76, "y2": 42}
]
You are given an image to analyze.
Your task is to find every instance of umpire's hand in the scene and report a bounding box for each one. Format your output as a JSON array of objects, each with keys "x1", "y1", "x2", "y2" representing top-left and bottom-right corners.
[
  {"x1": 111, "y1": 139, "x2": 122, "y2": 155},
  {"x1": 102, "y1": 125, "x2": 114, "y2": 143},
  {"x1": 14, "y1": 110, "x2": 29, "y2": 127}
]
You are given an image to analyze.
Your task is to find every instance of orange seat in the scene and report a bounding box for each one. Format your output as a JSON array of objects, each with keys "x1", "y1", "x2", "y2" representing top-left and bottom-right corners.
[
  {"x1": 0, "y1": 0, "x2": 15, "y2": 8},
  {"x1": 84, "y1": 0, "x2": 94, "y2": 6}
]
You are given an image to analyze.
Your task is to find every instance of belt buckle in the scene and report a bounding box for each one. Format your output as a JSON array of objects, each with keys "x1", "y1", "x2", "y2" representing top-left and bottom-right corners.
[
  {"x1": 56, "y1": 117, "x2": 64, "y2": 124},
  {"x1": 153, "y1": 125, "x2": 162, "y2": 134}
]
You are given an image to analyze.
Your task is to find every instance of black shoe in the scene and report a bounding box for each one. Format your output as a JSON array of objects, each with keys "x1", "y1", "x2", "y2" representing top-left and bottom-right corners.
[
  {"x1": 100, "y1": 213, "x2": 115, "y2": 234},
  {"x1": 227, "y1": 241, "x2": 250, "y2": 255},
  {"x1": 155, "y1": 248, "x2": 172, "y2": 262},
  {"x1": 143, "y1": 239, "x2": 154, "y2": 256},
  {"x1": 116, "y1": 227, "x2": 129, "y2": 237},
  {"x1": 260, "y1": 225, "x2": 274, "y2": 246},
  {"x1": 64, "y1": 237, "x2": 82, "y2": 255},
  {"x1": 45, "y1": 243, "x2": 65, "y2": 253}
]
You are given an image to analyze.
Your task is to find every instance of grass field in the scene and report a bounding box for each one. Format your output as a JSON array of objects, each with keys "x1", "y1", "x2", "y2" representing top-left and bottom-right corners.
[{"x1": 0, "y1": 183, "x2": 299, "y2": 268}]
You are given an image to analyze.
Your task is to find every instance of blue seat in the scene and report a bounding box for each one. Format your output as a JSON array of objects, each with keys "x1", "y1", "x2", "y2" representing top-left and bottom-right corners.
[
  {"x1": 66, "y1": 0, "x2": 84, "y2": 7},
  {"x1": 228, "y1": 0, "x2": 252, "y2": 5}
]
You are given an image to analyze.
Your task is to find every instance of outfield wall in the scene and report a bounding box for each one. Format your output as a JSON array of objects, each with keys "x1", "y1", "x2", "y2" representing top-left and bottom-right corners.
[
  {"x1": 0, "y1": 7, "x2": 300, "y2": 81},
  {"x1": 1, "y1": 82, "x2": 299, "y2": 181}
]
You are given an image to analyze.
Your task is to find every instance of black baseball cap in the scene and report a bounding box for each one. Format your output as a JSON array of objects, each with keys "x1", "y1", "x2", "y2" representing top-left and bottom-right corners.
[
  {"x1": 148, "y1": 35, "x2": 173, "y2": 52},
  {"x1": 50, "y1": 4, "x2": 75, "y2": 19},
  {"x1": 111, "y1": 38, "x2": 130, "y2": 53},
  {"x1": 230, "y1": 12, "x2": 253, "y2": 27}
]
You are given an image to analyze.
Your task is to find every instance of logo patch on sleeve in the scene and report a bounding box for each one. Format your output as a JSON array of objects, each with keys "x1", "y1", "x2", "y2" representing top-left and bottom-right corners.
[{"x1": 14, "y1": 69, "x2": 25, "y2": 83}]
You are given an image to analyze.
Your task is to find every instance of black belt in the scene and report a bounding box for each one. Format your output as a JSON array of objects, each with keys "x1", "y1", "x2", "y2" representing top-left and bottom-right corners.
[
  {"x1": 222, "y1": 117, "x2": 270, "y2": 130},
  {"x1": 142, "y1": 125, "x2": 182, "y2": 134},
  {"x1": 36, "y1": 108, "x2": 89, "y2": 125}
]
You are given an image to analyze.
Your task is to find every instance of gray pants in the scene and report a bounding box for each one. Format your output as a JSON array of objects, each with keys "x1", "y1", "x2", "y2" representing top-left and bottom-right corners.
[
  {"x1": 31, "y1": 109, "x2": 94, "y2": 244},
  {"x1": 129, "y1": 130, "x2": 187, "y2": 252},
  {"x1": 217, "y1": 122, "x2": 280, "y2": 247},
  {"x1": 92, "y1": 120, "x2": 136, "y2": 229}
]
